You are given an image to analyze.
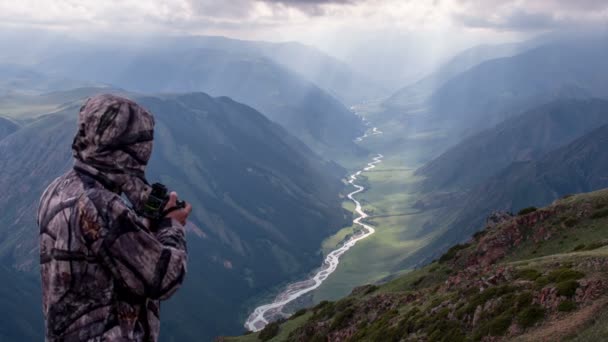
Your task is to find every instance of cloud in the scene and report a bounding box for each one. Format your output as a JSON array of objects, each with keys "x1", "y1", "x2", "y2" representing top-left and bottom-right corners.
[
  {"x1": 0, "y1": 0, "x2": 605, "y2": 40},
  {"x1": 452, "y1": 0, "x2": 608, "y2": 31},
  {"x1": 257, "y1": 0, "x2": 363, "y2": 16}
]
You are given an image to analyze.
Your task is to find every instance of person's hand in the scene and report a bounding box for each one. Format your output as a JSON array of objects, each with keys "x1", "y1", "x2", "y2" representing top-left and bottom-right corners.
[{"x1": 164, "y1": 192, "x2": 192, "y2": 226}]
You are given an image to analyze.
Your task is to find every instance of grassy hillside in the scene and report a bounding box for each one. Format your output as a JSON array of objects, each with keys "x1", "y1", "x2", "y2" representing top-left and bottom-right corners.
[{"x1": 226, "y1": 188, "x2": 608, "y2": 341}]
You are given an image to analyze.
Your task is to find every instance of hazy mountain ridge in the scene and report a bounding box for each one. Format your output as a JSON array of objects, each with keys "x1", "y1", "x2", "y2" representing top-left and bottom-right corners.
[
  {"x1": 406, "y1": 122, "x2": 608, "y2": 270},
  {"x1": 426, "y1": 38, "x2": 608, "y2": 136},
  {"x1": 0, "y1": 116, "x2": 19, "y2": 140},
  {"x1": 384, "y1": 41, "x2": 527, "y2": 109},
  {"x1": 0, "y1": 91, "x2": 351, "y2": 341},
  {"x1": 416, "y1": 98, "x2": 608, "y2": 192},
  {"x1": 158, "y1": 35, "x2": 386, "y2": 105},
  {"x1": 33, "y1": 45, "x2": 365, "y2": 159}
]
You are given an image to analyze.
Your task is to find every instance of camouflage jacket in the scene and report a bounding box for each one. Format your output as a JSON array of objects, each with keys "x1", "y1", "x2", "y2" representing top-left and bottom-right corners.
[{"x1": 38, "y1": 95, "x2": 187, "y2": 341}]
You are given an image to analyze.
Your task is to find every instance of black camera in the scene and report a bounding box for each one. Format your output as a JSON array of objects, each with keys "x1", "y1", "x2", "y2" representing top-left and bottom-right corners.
[{"x1": 141, "y1": 183, "x2": 186, "y2": 221}]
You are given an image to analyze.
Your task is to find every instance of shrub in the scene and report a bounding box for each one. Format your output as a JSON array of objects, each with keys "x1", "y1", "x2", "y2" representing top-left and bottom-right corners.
[
  {"x1": 439, "y1": 243, "x2": 470, "y2": 263},
  {"x1": 516, "y1": 269, "x2": 541, "y2": 281},
  {"x1": 516, "y1": 292, "x2": 534, "y2": 309},
  {"x1": 588, "y1": 242, "x2": 608, "y2": 250},
  {"x1": 564, "y1": 218, "x2": 578, "y2": 228},
  {"x1": 591, "y1": 209, "x2": 608, "y2": 219},
  {"x1": 558, "y1": 300, "x2": 577, "y2": 312},
  {"x1": 487, "y1": 314, "x2": 513, "y2": 336},
  {"x1": 290, "y1": 308, "x2": 307, "y2": 319},
  {"x1": 547, "y1": 268, "x2": 585, "y2": 283},
  {"x1": 518, "y1": 207, "x2": 537, "y2": 216},
  {"x1": 517, "y1": 305, "x2": 545, "y2": 328},
  {"x1": 330, "y1": 307, "x2": 355, "y2": 330},
  {"x1": 259, "y1": 322, "x2": 280, "y2": 341},
  {"x1": 363, "y1": 285, "x2": 379, "y2": 295},
  {"x1": 573, "y1": 244, "x2": 586, "y2": 251},
  {"x1": 556, "y1": 280, "x2": 579, "y2": 297},
  {"x1": 535, "y1": 276, "x2": 550, "y2": 288}
]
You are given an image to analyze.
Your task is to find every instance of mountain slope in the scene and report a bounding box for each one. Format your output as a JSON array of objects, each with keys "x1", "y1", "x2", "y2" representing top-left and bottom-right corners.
[
  {"x1": 384, "y1": 41, "x2": 526, "y2": 109},
  {"x1": 154, "y1": 35, "x2": 385, "y2": 105},
  {"x1": 0, "y1": 91, "x2": 351, "y2": 341},
  {"x1": 37, "y1": 47, "x2": 365, "y2": 159},
  {"x1": 426, "y1": 38, "x2": 608, "y2": 136},
  {"x1": 407, "y1": 122, "x2": 608, "y2": 269},
  {"x1": 416, "y1": 99, "x2": 608, "y2": 191},
  {"x1": 0, "y1": 116, "x2": 19, "y2": 140},
  {"x1": 227, "y1": 188, "x2": 608, "y2": 341}
]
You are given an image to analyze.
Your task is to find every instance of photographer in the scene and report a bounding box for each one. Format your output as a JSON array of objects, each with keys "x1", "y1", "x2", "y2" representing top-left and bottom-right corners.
[{"x1": 37, "y1": 94, "x2": 191, "y2": 341}]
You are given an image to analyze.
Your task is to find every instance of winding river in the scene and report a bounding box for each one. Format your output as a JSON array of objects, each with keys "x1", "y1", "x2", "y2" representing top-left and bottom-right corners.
[{"x1": 244, "y1": 128, "x2": 383, "y2": 332}]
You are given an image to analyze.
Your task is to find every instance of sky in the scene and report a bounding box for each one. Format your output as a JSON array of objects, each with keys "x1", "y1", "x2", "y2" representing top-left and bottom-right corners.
[{"x1": 1, "y1": 0, "x2": 606, "y2": 85}]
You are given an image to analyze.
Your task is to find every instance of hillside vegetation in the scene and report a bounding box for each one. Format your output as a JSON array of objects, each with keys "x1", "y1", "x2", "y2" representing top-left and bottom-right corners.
[{"x1": 226, "y1": 188, "x2": 608, "y2": 341}]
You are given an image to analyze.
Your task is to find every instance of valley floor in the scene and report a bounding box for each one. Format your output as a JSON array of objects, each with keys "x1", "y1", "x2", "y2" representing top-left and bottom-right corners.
[{"x1": 310, "y1": 104, "x2": 448, "y2": 302}]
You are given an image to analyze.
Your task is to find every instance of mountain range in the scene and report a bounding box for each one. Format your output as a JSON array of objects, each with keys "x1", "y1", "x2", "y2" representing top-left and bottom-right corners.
[
  {"x1": 417, "y1": 99, "x2": 608, "y2": 192},
  {"x1": 406, "y1": 103, "x2": 608, "y2": 269},
  {"x1": 0, "y1": 33, "x2": 378, "y2": 160},
  {"x1": 426, "y1": 38, "x2": 608, "y2": 138}
]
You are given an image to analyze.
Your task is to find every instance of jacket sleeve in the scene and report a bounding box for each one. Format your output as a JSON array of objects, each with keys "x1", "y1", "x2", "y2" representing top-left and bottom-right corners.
[{"x1": 84, "y1": 193, "x2": 187, "y2": 300}]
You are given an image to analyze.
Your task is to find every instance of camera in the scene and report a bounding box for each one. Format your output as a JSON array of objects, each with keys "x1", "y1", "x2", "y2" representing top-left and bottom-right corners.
[{"x1": 141, "y1": 183, "x2": 186, "y2": 221}]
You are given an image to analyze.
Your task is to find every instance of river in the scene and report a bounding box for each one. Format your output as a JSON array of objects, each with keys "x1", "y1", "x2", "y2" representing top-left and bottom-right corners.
[{"x1": 244, "y1": 128, "x2": 383, "y2": 332}]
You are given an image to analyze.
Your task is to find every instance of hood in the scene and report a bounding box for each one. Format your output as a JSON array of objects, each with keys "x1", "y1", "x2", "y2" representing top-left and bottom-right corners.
[{"x1": 72, "y1": 94, "x2": 155, "y2": 211}]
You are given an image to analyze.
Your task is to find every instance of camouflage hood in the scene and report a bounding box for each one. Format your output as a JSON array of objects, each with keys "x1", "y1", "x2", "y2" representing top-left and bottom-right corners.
[{"x1": 72, "y1": 94, "x2": 155, "y2": 212}]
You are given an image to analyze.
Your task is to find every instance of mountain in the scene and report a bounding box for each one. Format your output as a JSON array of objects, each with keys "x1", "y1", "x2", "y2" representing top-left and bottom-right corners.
[
  {"x1": 152, "y1": 35, "x2": 386, "y2": 105},
  {"x1": 426, "y1": 38, "x2": 608, "y2": 137},
  {"x1": 0, "y1": 91, "x2": 351, "y2": 341},
  {"x1": 417, "y1": 99, "x2": 608, "y2": 191},
  {"x1": 384, "y1": 41, "x2": 526, "y2": 109},
  {"x1": 0, "y1": 116, "x2": 19, "y2": 140},
  {"x1": 226, "y1": 188, "x2": 608, "y2": 341},
  {"x1": 0, "y1": 63, "x2": 96, "y2": 96},
  {"x1": 407, "y1": 122, "x2": 608, "y2": 268},
  {"x1": 36, "y1": 46, "x2": 365, "y2": 159}
]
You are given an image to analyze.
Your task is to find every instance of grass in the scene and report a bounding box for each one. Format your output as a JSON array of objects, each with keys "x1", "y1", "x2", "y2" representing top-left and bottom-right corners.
[
  {"x1": 312, "y1": 153, "x2": 443, "y2": 302},
  {"x1": 223, "y1": 312, "x2": 313, "y2": 342},
  {"x1": 309, "y1": 101, "x2": 454, "y2": 302}
]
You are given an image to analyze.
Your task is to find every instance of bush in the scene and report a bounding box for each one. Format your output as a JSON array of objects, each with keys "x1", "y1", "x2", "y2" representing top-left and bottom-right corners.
[
  {"x1": 535, "y1": 276, "x2": 550, "y2": 288},
  {"x1": 518, "y1": 207, "x2": 537, "y2": 216},
  {"x1": 556, "y1": 280, "x2": 579, "y2": 297},
  {"x1": 591, "y1": 209, "x2": 608, "y2": 219},
  {"x1": 487, "y1": 314, "x2": 512, "y2": 336},
  {"x1": 558, "y1": 300, "x2": 577, "y2": 312},
  {"x1": 573, "y1": 244, "x2": 586, "y2": 251},
  {"x1": 564, "y1": 218, "x2": 578, "y2": 228},
  {"x1": 516, "y1": 292, "x2": 534, "y2": 309},
  {"x1": 517, "y1": 305, "x2": 545, "y2": 328},
  {"x1": 290, "y1": 308, "x2": 307, "y2": 319},
  {"x1": 516, "y1": 269, "x2": 541, "y2": 281},
  {"x1": 258, "y1": 322, "x2": 280, "y2": 341},
  {"x1": 330, "y1": 307, "x2": 355, "y2": 330},
  {"x1": 547, "y1": 268, "x2": 585, "y2": 283},
  {"x1": 439, "y1": 243, "x2": 470, "y2": 263}
]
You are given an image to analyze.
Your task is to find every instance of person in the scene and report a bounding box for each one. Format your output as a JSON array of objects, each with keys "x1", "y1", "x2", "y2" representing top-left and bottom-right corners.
[{"x1": 37, "y1": 94, "x2": 191, "y2": 341}]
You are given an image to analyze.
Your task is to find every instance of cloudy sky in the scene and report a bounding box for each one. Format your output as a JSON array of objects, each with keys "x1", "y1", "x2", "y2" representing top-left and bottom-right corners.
[{"x1": 1, "y1": 0, "x2": 606, "y2": 85}]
